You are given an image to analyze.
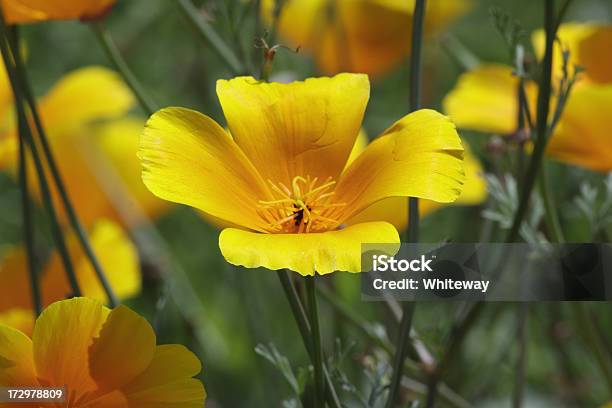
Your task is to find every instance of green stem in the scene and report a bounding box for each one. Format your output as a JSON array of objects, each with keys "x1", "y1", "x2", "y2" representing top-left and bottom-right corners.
[
  {"x1": 3, "y1": 21, "x2": 118, "y2": 306},
  {"x1": 177, "y1": 0, "x2": 244, "y2": 75},
  {"x1": 537, "y1": 163, "x2": 564, "y2": 242},
  {"x1": 506, "y1": 0, "x2": 556, "y2": 243},
  {"x1": 0, "y1": 22, "x2": 81, "y2": 298},
  {"x1": 426, "y1": 302, "x2": 484, "y2": 407},
  {"x1": 570, "y1": 303, "x2": 612, "y2": 391},
  {"x1": 276, "y1": 270, "x2": 342, "y2": 408},
  {"x1": 387, "y1": 1, "x2": 426, "y2": 406},
  {"x1": 17, "y1": 106, "x2": 41, "y2": 316},
  {"x1": 91, "y1": 22, "x2": 157, "y2": 116},
  {"x1": 306, "y1": 277, "x2": 324, "y2": 406},
  {"x1": 512, "y1": 304, "x2": 528, "y2": 408}
]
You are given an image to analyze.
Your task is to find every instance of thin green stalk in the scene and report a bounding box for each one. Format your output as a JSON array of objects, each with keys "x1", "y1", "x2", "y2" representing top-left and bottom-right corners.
[
  {"x1": 0, "y1": 23, "x2": 81, "y2": 298},
  {"x1": 512, "y1": 304, "x2": 528, "y2": 408},
  {"x1": 17, "y1": 114, "x2": 41, "y2": 316},
  {"x1": 538, "y1": 163, "x2": 564, "y2": 242},
  {"x1": 506, "y1": 0, "x2": 556, "y2": 242},
  {"x1": 4, "y1": 23, "x2": 118, "y2": 306},
  {"x1": 387, "y1": 1, "x2": 426, "y2": 407},
  {"x1": 276, "y1": 270, "x2": 342, "y2": 408},
  {"x1": 306, "y1": 277, "x2": 324, "y2": 406},
  {"x1": 177, "y1": 0, "x2": 244, "y2": 75},
  {"x1": 570, "y1": 303, "x2": 612, "y2": 391},
  {"x1": 91, "y1": 22, "x2": 157, "y2": 116}
]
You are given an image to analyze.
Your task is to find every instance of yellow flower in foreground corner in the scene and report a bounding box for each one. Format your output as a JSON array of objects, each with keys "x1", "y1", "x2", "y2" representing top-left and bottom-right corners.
[
  {"x1": 139, "y1": 74, "x2": 465, "y2": 276},
  {"x1": 262, "y1": 0, "x2": 470, "y2": 78},
  {"x1": 1, "y1": 0, "x2": 115, "y2": 24},
  {"x1": 443, "y1": 64, "x2": 612, "y2": 171},
  {"x1": 0, "y1": 66, "x2": 170, "y2": 226},
  {"x1": 0, "y1": 219, "x2": 140, "y2": 336},
  {"x1": 0, "y1": 297, "x2": 206, "y2": 407},
  {"x1": 347, "y1": 131, "x2": 486, "y2": 231}
]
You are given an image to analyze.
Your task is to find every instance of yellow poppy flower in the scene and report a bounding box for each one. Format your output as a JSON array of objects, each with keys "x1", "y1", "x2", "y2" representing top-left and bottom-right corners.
[
  {"x1": 443, "y1": 64, "x2": 538, "y2": 136},
  {"x1": 0, "y1": 297, "x2": 206, "y2": 407},
  {"x1": 0, "y1": 219, "x2": 140, "y2": 335},
  {"x1": 346, "y1": 131, "x2": 486, "y2": 231},
  {"x1": 532, "y1": 23, "x2": 612, "y2": 85},
  {"x1": 262, "y1": 0, "x2": 470, "y2": 78},
  {"x1": 443, "y1": 65, "x2": 612, "y2": 171},
  {"x1": 139, "y1": 74, "x2": 465, "y2": 276},
  {"x1": 1, "y1": 0, "x2": 116, "y2": 24},
  {"x1": 0, "y1": 66, "x2": 170, "y2": 225}
]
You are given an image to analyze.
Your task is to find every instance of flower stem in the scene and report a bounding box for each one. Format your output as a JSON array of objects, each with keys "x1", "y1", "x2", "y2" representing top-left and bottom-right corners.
[
  {"x1": 91, "y1": 21, "x2": 157, "y2": 116},
  {"x1": 276, "y1": 270, "x2": 341, "y2": 408},
  {"x1": 506, "y1": 0, "x2": 556, "y2": 243},
  {"x1": 17, "y1": 97, "x2": 41, "y2": 316},
  {"x1": 570, "y1": 303, "x2": 612, "y2": 391},
  {"x1": 512, "y1": 304, "x2": 528, "y2": 408},
  {"x1": 305, "y1": 277, "x2": 324, "y2": 406},
  {"x1": 537, "y1": 163, "x2": 564, "y2": 242},
  {"x1": 387, "y1": 1, "x2": 426, "y2": 407},
  {"x1": 177, "y1": 0, "x2": 244, "y2": 75},
  {"x1": 0, "y1": 21, "x2": 81, "y2": 298},
  {"x1": 0, "y1": 17, "x2": 118, "y2": 306}
]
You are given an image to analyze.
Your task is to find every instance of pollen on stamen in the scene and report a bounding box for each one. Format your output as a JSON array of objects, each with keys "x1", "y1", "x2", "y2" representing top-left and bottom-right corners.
[{"x1": 257, "y1": 175, "x2": 346, "y2": 233}]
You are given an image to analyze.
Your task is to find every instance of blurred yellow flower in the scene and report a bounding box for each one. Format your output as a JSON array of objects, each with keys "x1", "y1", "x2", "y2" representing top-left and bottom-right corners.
[
  {"x1": 139, "y1": 74, "x2": 465, "y2": 276},
  {"x1": 443, "y1": 26, "x2": 612, "y2": 172},
  {"x1": 0, "y1": 66, "x2": 170, "y2": 226},
  {"x1": 346, "y1": 131, "x2": 486, "y2": 231},
  {"x1": 443, "y1": 64, "x2": 537, "y2": 136},
  {"x1": 1, "y1": 0, "x2": 115, "y2": 23},
  {"x1": 0, "y1": 297, "x2": 206, "y2": 407},
  {"x1": 262, "y1": 0, "x2": 470, "y2": 78},
  {"x1": 532, "y1": 23, "x2": 612, "y2": 85},
  {"x1": 0, "y1": 219, "x2": 140, "y2": 336}
]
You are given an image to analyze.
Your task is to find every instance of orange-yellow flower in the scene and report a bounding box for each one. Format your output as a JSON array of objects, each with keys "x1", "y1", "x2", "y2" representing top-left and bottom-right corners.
[
  {"x1": 0, "y1": 66, "x2": 170, "y2": 226},
  {"x1": 262, "y1": 0, "x2": 470, "y2": 78},
  {"x1": 0, "y1": 297, "x2": 206, "y2": 407},
  {"x1": 139, "y1": 74, "x2": 465, "y2": 276},
  {"x1": 532, "y1": 23, "x2": 612, "y2": 85},
  {"x1": 443, "y1": 24, "x2": 612, "y2": 172},
  {"x1": 1, "y1": 0, "x2": 115, "y2": 23},
  {"x1": 0, "y1": 219, "x2": 140, "y2": 336},
  {"x1": 346, "y1": 131, "x2": 486, "y2": 231}
]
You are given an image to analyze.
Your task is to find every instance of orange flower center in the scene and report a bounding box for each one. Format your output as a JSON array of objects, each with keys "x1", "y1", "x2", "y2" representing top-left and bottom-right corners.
[{"x1": 258, "y1": 176, "x2": 345, "y2": 233}]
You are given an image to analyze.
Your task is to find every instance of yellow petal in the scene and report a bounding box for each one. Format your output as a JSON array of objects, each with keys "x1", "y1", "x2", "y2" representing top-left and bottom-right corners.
[
  {"x1": 1, "y1": 0, "x2": 116, "y2": 23},
  {"x1": 443, "y1": 64, "x2": 537, "y2": 135},
  {"x1": 41, "y1": 219, "x2": 141, "y2": 306},
  {"x1": 346, "y1": 140, "x2": 486, "y2": 229},
  {"x1": 532, "y1": 23, "x2": 612, "y2": 85},
  {"x1": 547, "y1": 83, "x2": 612, "y2": 171},
  {"x1": 38, "y1": 66, "x2": 134, "y2": 136},
  {"x1": 0, "y1": 247, "x2": 34, "y2": 311},
  {"x1": 33, "y1": 298, "x2": 110, "y2": 396},
  {"x1": 0, "y1": 323, "x2": 37, "y2": 387},
  {"x1": 335, "y1": 109, "x2": 465, "y2": 221},
  {"x1": 89, "y1": 305, "x2": 156, "y2": 391},
  {"x1": 95, "y1": 118, "x2": 172, "y2": 221},
  {"x1": 0, "y1": 309, "x2": 35, "y2": 338},
  {"x1": 216, "y1": 74, "x2": 369, "y2": 185},
  {"x1": 123, "y1": 344, "x2": 206, "y2": 408},
  {"x1": 0, "y1": 62, "x2": 11, "y2": 130},
  {"x1": 219, "y1": 222, "x2": 399, "y2": 276},
  {"x1": 140, "y1": 107, "x2": 271, "y2": 231}
]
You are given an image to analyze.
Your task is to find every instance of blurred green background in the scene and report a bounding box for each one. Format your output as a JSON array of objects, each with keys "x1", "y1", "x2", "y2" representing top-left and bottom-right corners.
[{"x1": 1, "y1": 0, "x2": 612, "y2": 406}]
